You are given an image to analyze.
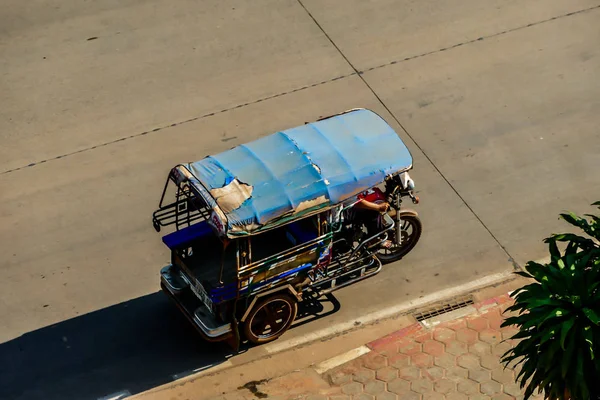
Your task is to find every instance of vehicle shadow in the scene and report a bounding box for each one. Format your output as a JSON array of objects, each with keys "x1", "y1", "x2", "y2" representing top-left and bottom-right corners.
[
  {"x1": 293, "y1": 291, "x2": 341, "y2": 329},
  {"x1": 0, "y1": 290, "x2": 341, "y2": 400}
]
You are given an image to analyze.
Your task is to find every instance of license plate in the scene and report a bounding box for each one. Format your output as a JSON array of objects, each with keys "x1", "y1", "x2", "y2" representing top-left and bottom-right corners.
[{"x1": 190, "y1": 281, "x2": 213, "y2": 311}]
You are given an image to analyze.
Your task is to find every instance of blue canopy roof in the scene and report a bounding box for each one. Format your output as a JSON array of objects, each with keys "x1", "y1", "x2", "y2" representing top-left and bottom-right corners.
[{"x1": 186, "y1": 108, "x2": 413, "y2": 236}]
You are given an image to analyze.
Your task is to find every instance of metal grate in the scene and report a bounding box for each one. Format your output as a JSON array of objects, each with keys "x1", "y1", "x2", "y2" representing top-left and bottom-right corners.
[{"x1": 413, "y1": 295, "x2": 474, "y2": 322}]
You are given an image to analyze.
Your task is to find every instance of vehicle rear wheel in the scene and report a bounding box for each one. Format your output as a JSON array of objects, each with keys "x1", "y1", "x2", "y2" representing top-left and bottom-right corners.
[
  {"x1": 376, "y1": 213, "x2": 422, "y2": 264},
  {"x1": 243, "y1": 293, "x2": 298, "y2": 345}
]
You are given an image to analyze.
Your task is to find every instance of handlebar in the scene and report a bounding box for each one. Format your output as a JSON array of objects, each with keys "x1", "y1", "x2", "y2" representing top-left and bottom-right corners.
[{"x1": 388, "y1": 185, "x2": 420, "y2": 206}]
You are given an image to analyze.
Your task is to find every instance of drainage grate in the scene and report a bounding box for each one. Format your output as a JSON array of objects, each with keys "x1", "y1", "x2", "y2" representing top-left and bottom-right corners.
[{"x1": 413, "y1": 295, "x2": 474, "y2": 322}]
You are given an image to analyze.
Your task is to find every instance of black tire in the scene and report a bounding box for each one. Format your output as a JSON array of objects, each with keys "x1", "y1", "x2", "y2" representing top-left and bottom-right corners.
[
  {"x1": 243, "y1": 293, "x2": 298, "y2": 345},
  {"x1": 376, "y1": 213, "x2": 422, "y2": 264}
]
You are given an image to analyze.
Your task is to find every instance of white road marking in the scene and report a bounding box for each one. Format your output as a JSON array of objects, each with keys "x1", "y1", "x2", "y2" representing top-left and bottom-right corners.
[
  {"x1": 97, "y1": 390, "x2": 131, "y2": 400},
  {"x1": 171, "y1": 360, "x2": 234, "y2": 381},
  {"x1": 314, "y1": 345, "x2": 371, "y2": 374},
  {"x1": 264, "y1": 269, "x2": 515, "y2": 354}
]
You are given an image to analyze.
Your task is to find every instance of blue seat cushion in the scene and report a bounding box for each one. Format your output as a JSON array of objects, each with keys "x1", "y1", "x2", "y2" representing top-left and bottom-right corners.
[
  {"x1": 162, "y1": 221, "x2": 214, "y2": 250},
  {"x1": 285, "y1": 220, "x2": 318, "y2": 245}
]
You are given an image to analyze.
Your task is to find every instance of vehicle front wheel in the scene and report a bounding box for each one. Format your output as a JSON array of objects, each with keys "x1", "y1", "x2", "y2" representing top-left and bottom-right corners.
[
  {"x1": 376, "y1": 212, "x2": 422, "y2": 264},
  {"x1": 243, "y1": 293, "x2": 298, "y2": 345}
]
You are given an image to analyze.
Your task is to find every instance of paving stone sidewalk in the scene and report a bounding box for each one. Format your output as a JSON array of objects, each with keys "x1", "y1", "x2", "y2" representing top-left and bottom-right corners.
[{"x1": 213, "y1": 293, "x2": 541, "y2": 400}]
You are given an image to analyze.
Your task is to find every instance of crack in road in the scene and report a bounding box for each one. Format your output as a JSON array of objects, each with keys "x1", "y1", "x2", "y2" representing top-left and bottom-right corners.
[{"x1": 3, "y1": 3, "x2": 598, "y2": 176}]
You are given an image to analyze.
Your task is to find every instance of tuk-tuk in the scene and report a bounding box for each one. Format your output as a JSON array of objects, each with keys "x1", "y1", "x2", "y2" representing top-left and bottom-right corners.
[{"x1": 152, "y1": 108, "x2": 421, "y2": 346}]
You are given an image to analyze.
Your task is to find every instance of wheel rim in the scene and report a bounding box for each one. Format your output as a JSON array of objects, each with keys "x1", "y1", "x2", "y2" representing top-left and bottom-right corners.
[
  {"x1": 377, "y1": 218, "x2": 418, "y2": 258},
  {"x1": 249, "y1": 299, "x2": 294, "y2": 340}
]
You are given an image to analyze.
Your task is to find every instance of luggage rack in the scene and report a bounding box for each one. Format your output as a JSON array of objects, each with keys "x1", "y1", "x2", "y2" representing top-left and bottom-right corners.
[{"x1": 152, "y1": 177, "x2": 211, "y2": 232}]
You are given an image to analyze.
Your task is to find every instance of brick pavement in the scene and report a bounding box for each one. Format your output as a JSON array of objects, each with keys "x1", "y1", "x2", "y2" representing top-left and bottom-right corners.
[
  {"x1": 210, "y1": 294, "x2": 543, "y2": 400},
  {"x1": 320, "y1": 293, "x2": 539, "y2": 400}
]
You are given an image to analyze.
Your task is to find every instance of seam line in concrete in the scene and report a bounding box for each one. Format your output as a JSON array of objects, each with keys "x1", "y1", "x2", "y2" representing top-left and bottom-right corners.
[
  {"x1": 296, "y1": 0, "x2": 521, "y2": 269},
  {"x1": 362, "y1": 4, "x2": 600, "y2": 74},
  {"x1": 1, "y1": 72, "x2": 357, "y2": 176},
  {"x1": 6, "y1": 4, "x2": 598, "y2": 177}
]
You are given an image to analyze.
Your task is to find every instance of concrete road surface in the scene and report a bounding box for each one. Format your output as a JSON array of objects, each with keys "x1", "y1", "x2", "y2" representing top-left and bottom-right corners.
[{"x1": 1, "y1": 1, "x2": 599, "y2": 399}]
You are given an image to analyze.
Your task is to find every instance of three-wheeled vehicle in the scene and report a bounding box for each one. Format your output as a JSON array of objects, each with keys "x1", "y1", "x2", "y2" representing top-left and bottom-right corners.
[{"x1": 152, "y1": 108, "x2": 422, "y2": 347}]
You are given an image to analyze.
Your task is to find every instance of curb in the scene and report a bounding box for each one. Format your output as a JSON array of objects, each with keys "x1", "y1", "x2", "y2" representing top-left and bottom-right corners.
[
  {"x1": 264, "y1": 270, "x2": 517, "y2": 355},
  {"x1": 130, "y1": 271, "x2": 525, "y2": 400},
  {"x1": 316, "y1": 291, "x2": 514, "y2": 374},
  {"x1": 368, "y1": 291, "x2": 513, "y2": 352}
]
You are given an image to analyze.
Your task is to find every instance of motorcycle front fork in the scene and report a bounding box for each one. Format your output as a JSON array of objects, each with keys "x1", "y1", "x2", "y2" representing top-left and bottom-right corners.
[{"x1": 394, "y1": 197, "x2": 403, "y2": 246}]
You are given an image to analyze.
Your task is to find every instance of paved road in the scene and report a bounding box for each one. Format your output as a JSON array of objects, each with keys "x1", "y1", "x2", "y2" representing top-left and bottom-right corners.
[{"x1": 1, "y1": 1, "x2": 599, "y2": 399}]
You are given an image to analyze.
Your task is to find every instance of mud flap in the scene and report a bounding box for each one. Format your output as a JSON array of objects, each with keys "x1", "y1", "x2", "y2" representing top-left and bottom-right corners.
[
  {"x1": 226, "y1": 299, "x2": 241, "y2": 352},
  {"x1": 225, "y1": 317, "x2": 241, "y2": 352}
]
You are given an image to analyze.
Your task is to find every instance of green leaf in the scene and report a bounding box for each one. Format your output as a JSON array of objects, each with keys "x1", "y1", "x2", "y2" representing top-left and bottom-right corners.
[
  {"x1": 565, "y1": 252, "x2": 577, "y2": 269},
  {"x1": 539, "y1": 339, "x2": 561, "y2": 369},
  {"x1": 502, "y1": 316, "x2": 522, "y2": 328},
  {"x1": 503, "y1": 203, "x2": 600, "y2": 397},
  {"x1": 505, "y1": 354, "x2": 528, "y2": 372},
  {"x1": 588, "y1": 281, "x2": 600, "y2": 295},
  {"x1": 510, "y1": 286, "x2": 527, "y2": 297},
  {"x1": 551, "y1": 233, "x2": 596, "y2": 250},
  {"x1": 513, "y1": 284, "x2": 548, "y2": 303},
  {"x1": 582, "y1": 326, "x2": 595, "y2": 360},
  {"x1": 527, "y1": 297, "x2": 565, "y2": 309},
  {"x1": 540, "y1": 368, "x2": 562, "y2": 395},
  {"x1": 511, "y1": 336, "x2": 538, "y2": 357},
  {"x1": 503, "y1": 305, "x2": 527, "y2": 317},
  {"x1": 560, "y1": 211, "x2": 582, "y2": 227},
  {"x1": 584, "y1": 213, "x2": 600, "y2": 223},
  {"x1": 524, "y1": 261, "x2": 554, "y2": 279},
  {"x1": 560, "y1": 317, "x2": 575, "y2": 350},
  {"x1": 588, "y1": 260, "x2": 600, "y2": 284},
  {"x1": 576, "y1": 347, "x2": 591, "y2": 400},
  {"x1": 565, "y1": 240, "x2": 578, "y2": 255},
  {"x1": 517, "y1": 356, "x2": 537, "y2": 386},
  {"x1": 561, "y1": 211, "x2": 598, "y2": 239},
  {"x1": 514, "y1": 270, "x2": 533, "y2": 279},
  {"x1": 541, "y1": 307, "x2": 572, "y2": 324},
  {"x1": 524, "y1": 369, "x2": 545, "y2": 399},
  {"x1": 540, "y1": 328, "x2": 557, "y2": 345},
  {"x1": 501, "y1": 353, "x2": 520, "y2": 365},
  {"x1": 562, "y1": 336, "x2": 576, "y2": 378},
  {"x1": 548, "y1": 239, "x2": 561, "y2": 261},
  {"x1": 583, "y1": 308, "x2": 600, "y2": 325},
  {"x1": 522, "y1": 314, "x2": 548, "y2": 331}
]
